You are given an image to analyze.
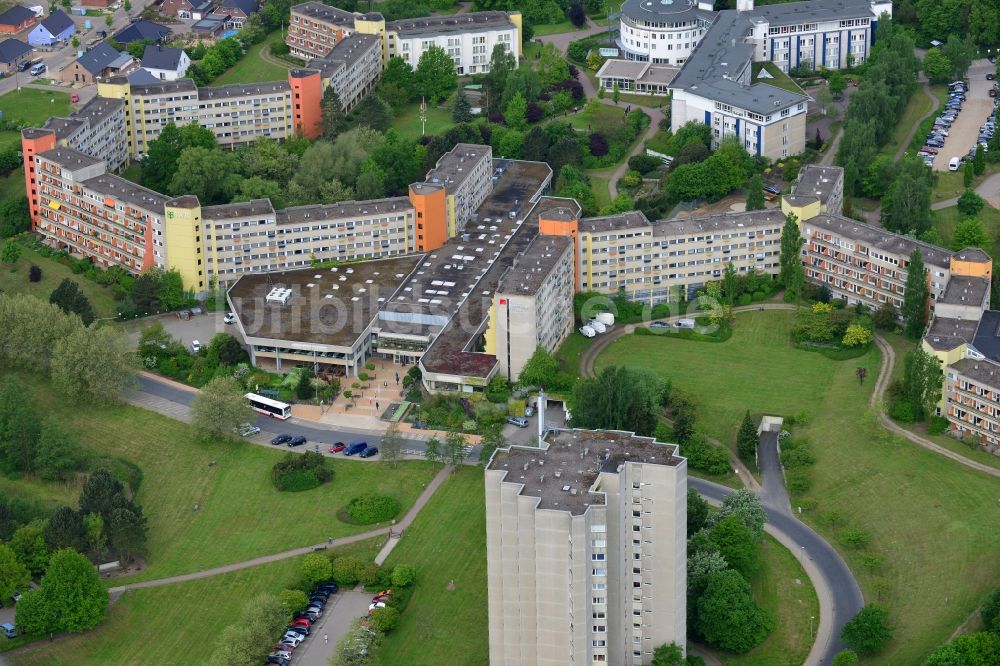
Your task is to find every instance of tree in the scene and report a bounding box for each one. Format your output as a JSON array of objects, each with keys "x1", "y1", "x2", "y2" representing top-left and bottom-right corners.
[
  {"x1": 444, "y1": 431, "x2": 468, "y2": 466},
  {"x1": 709, "y1": 515, "x2": 760, "y2": 579},
  {"x1": 612, "y1": 82, "x2": 621, "y2": 105},
  {"x1": 842, "y1": 324, "x2": 873, "y2": 347},
  {"x1": 49, "y1": 278, "x2": 95, "y2": 326},
  {"x1": 901, "y1": 248, "x2": 929, "y2": 338},
  {"x1": 922, "y1": 48, "x2": 952, "y2": 83},
  {"x1": 424, "y1": 436, "x2": 442, "y2": 463},
  {"x1": 504, "y1": 91, "x2": 527, "y2": 131},
  {"x1": 974, "y1": 143, "x2": 986, "y2": 176},
  {"x1": 779, "y1": 212, "x2": 804, "y2": 302},
  {"x1": 687, "y1": 487, "x2": 709, "y2": 536},
  {"x1": 296, "y1": 370, "x2": 315, "y2": 401},
  {"x1": 369, "y1": 605, "x2": 400, "y2": 633},
  {"x1": 0, "y1": 197, "x2": 31, "y2": 238},
  {"x1": 828, "y1": 70, "x2": 847, "y2": 96},
  {"x1": 105, "y1": 13, "x2": 113, "y2": 27},
  {"x1": 958, "y1": 188, "x2": 985, "y2": 218},
  {"x1": 981, "y1": 585, "x2": 1000, "y2": 631},
  {"x1": 484, "y1": 44, "x2": 516, "y2": 115},
  {"x1": 380, "y1": 422, "x2": 404, "y2": 467},
  {"x1": 712, "y1": 488, "x2": 767, "y2": 540},
  {"x1": 1, "y1": 238, "x2": 21, "y2": 264},
  {"x1": 736, "y1": 411, "x2": 757, "y2": 460},
  {"x1": 964, "y1": 159, "x2": 975, "y2": 187},
  {"x1": 208, "y1": 333, "x2": 245, "y2": 367},
  {"x1": 79, "y1": 468, "x2": 126, "y2": 521},
  {"x1": 652, "y1": 642, "x2": 685, "y2": 666},
  {"x1": 132, "y1": 269, "x2": 162, "y2": 313},
  {"x1": 745, "y1": 173, "x2": 765, "y2": 211},
  {"x1": 45, "y1": 506, "x2": 86, "y2": 552},
  {"x1": 169, "y1": 147, "x2": 239, "y2": 204},
  {"x1": 10, "y1": 520, "x2": 49, "y2": 576},
  {"x1": 208, "y1": 593, "x2": 290, "y2": 666},
  {"x1": 83, "y1": 513, "x2": 106, "y2": 560},
  {"x1": 380, "y1": 57, "x2": 417, "y2": 105},
  {"x1": 107, "y1": 504, "x2": 147, "y2": 564},
  {"x1": 234, "y1": 176, "x2": 284, "y2": 209},
  {"x1": 123, "y1": 0, "x2": 131, "y2": 11},
  {"x1": 567, "y1": 2, "x2": 586, "y2": 27},
  {"x1": 952, "y1": 218, "x2": 991, "y2": 251},
  {"x1": 301, "y1": 552, "x2": 333, "y2": 587},
  {"x1": 280, "y1": 588, "x2": 308, "y2": 612},
  {"x1": 51, "y1": 325, "x2": 137, "y2": 404},
  {"x1": 672, "y1": 403, "x2": 695, "y2": 444},
  {"x1": 841, "y1": 604, "x2": 893, "y2": 655},
  {"x1": 191, "y1": 376, "x2": 255, "y2": 439},
  {"x1": 571, "y1": 366, "x2": 663, "y2": 436},
  {"x1": 321, "y1": 87, "x2": 346, "y2": 138},
  {"x1": 941, "y1": 32, "x2": 975, "y2": 79},
  {"x1": 902, "y1": 347, "x2": 943, "y2": 421},
  {"x1": 451, "y1": 91, "x2": 472, "y2": 122},
  {"x1": 518, "y1": 346, "x2": 560, "y2": 388},
  {"x1": 881, "y1": 171, "x2": 931, "y2": 235},
  {"x1": 415, "y1": 46, "x2": 457, "y2": 105},
  {"x1": 873, "y1": 301, "x2": 899, "y2": 331},
  {"x1": 0, "y1": 544, "x2": 29, "y2": 607},
  {"x1": 16, "y1": 549, "x2": 108, "y2": 634},
  {"x1": 697, "y1": 569, "x2": 774, "y2": 653},
  {"x1": 391, "y1": 564, "x2": 416, "y2": 587}
]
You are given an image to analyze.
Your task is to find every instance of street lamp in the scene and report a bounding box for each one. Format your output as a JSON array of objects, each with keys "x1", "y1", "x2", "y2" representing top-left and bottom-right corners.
[
  {"x1": 419, "y1": 96, "x2": 427, "y2": 136},
  {"x1": 810, "y1": 615, "x2": 815, "y2": 638}
]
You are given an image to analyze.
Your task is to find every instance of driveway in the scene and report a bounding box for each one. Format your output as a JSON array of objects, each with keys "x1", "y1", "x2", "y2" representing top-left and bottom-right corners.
[
  {"x1": 933, "y1": 59, "x2": 996, "y2": 171},
  {"x1": 287, "y1": 588, "x2": 373, "y2": 666},
  {"x1": 502, "y1": 402, "x2": 567, "y2": 445},
  {"x1": 125, "y1": 311, "x2": 227, "y2": 350}
]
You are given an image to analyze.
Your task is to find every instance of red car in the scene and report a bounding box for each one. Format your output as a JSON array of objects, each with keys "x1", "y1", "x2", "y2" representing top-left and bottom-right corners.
[
  {"x1": 290, "y1": 617, "x2": 312, "y2": 628},
  {"x1": 329, "y1": 442, "x2": 346, "y2": 453}
]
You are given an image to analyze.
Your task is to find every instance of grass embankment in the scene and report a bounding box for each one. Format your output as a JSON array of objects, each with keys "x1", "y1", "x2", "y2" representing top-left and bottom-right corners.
[
  {"x1": 210, "y1": 30, "x2": 289, "y2": 85},
  {"x1": 378, "y1": 467, "x2": 488, "y2": 665},
  {"x1": 5, "y1": 374, "x2": 440, "y2": 582},
  {"x1": 594, "y1": 309, "x2": 1000, "y2": 662},
  {"x1": 2, "y1": 245, "x2": 121, "y2": 319}
]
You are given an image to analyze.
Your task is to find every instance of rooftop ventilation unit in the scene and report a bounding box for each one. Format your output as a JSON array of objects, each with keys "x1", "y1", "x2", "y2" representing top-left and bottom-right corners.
[{"x1": 265, "y1": 287, "x2": 293, "y2": 305}]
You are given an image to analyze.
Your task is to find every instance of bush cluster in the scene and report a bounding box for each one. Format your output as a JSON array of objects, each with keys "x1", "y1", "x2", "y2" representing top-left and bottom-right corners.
[
  {"x1": 346, "y1": 494, "x2": 401, "y2": 524},
  {"x1": 271, "y1": 452, "x2": 333, "y2": 492}
]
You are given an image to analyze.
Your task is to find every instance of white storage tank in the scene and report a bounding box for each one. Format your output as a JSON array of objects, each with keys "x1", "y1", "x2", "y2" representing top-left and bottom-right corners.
[
  {"x1": 595, "y1": 312, "x2": 615, "y2": 326},
  {"x1": 589, "y1": 320, "x2": 607, "y2": 334},
  {"x1": 579, "y1": 325, "x2": 596, "y2": 338}
]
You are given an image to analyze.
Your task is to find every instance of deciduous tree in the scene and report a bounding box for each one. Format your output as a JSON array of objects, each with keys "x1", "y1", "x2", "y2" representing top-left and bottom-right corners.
[
  {"x1": 0, "y1": 544, "x2": 30, "y2": 607},
  {"x1": 191, "y1": 376, "x2": 255, "y2": 439},
  {"x1": 51, "y1": 325, "x2": 138, "y2": 404},
  {"x1": 951, "y1": 218, "x2": 991, "y2": 251},
  {"x1": 415, "y1": 46, "x2": 457, "y2": 105},
  {"x1": 709, "y1": 515, "x2": 760, "y2": 579},
  {"x1": 10, "y1": 519, "x2": 49, "y2": 576},
  {"x1": 687, "y1": 487, "x2": 709, "y2": 536},
  {"x1": 697, "y1": 569, "x2": 774, "y2": 653},
  {"x1": 16, "y1": 549, "x2": 108, "y2": 634},
  {"x1": 841, "y1": 604, "x2": 893, "y2": 655},
  {"x1": 780, "y1": 212, "x2": 804, "y2": 302},
  {"x1": 208, "y1": 594, "x2": 290, "y2": 666},
  {"x1": 570, "y1": 366, "x2": 663, "y2": 436},
  {"x1": 745, "y1": 173, "x2": 765, "y2": 211},
  {"x1": 301, "y1": 553, "x2": 333, "y2": 587},
  {"x1": 711, "y1": 488, "x2": 767, "y2": 539},
  {"x1": 901, "y1": 248, "x2": 929, "y2": 338},
  {"x1": 380, "y1": 422, "x2": 404, "y2": 466},
  {"x1": 958, "y1": 188, "x2": 985, "y2": 217}
]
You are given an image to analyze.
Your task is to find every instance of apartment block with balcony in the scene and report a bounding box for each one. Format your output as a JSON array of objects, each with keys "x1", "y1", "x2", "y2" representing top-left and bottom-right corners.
[
  {"x1": 32, "y1": 147, "x2": 169, "y2": 273},
  {"x1": 305, "y1": 33, "x2": 382, "y2": 111},
  {"x1": 30, "y1": 98, "x2": 128, "y2": 175},
  {"x1": 946, "y1": 358, "x2": 1000, "y2": 454},
  {"x1": 486, "y1": 429, "x2": 687, "y2": 666},
  {"x1": 492, "y1": 232, "x2": 576, "y2": 382},
  {"x1": 287, "y1": 2, "x2": 357, "y2": 60},
  {"x1": 388, "y1": 11, "x2": 520, "y2": 75},
  {"x1": 578, "y1": 209, "x2": 785, "y2": 302},
  {"x1": 423, "y1": 143, "x2": 493, "y2": 238}
]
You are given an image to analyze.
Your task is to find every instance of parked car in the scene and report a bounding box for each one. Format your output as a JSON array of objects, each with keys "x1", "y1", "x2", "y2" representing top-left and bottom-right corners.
[
  {"x1": 286, "y1": 625, "x2": 310, "y2": 637},
  {"x1": 269, "y1": 649, "x2": 293, "y2": 660},
  {"x1": 234, "y1": 422, "x2": 260, "y2": 437},
  {"x1": 344, "y1": 440, "x2": 368, "y2": 456},
  {"x1": 989, "y1": 73, "x2": 996, "y2": 81},
  {"x1": 281, "y1": 633, "x2": 305, "y2": 646},
  {"x1": 266, "y1": 657, "x2": 290, "y2": 666},
  {"x1": 190, "y1": 339, "x2": 201, "y2": 353},
  {"x1": 287, "y1": 435, "x2": 307, "y2": 447},
  {"x1": 315, "y1": 583, "x2": 338, "y2": 594},
  {"x1": 949, "y1": 156, "x2": 962, "y2": 171},
  {"x1": 29, "y1": 62, "x2": 46, "y2": 76},
  {"x1": 329, "y1": 442, "x2": 346, "y2": 453},
  {"x1": 0, "y1": 624, "x2": 17, "y2": 639},
  {"x1": 223, "y1": 312, "x2": 236, "y2": 324},
  {"x1": 270, "y1": 434, "x2": 292, "y2": 445},
  {"x1": 290, "y1": 617, "x2": 312, "y2": 628},
  {"x1": 649, "y1": 321, "x2": 670, "y2": 329},
  {"x1": 524, "y1": 405, "x2": 535, "y2": 417},
  {"x1": 506, "y1": 416, "x2": 529, "y2": 428},
  {"x1": 359, "y1": 446, "x2": 379, "y2": 458},
  {"x1": 369, "y1": 602, "x2": 387, "y2": 612}
]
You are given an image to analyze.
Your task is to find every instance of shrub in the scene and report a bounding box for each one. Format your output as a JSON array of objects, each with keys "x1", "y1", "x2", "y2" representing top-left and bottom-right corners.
[
  {"x1": 270, "y1": 451, "x2": 333, "y2": 491},
  {"x1": 346, "y1": 494, "x2": 401, "y2": 524},
  {"x1": 887, "y1": 398, "x2": 918, "y2": 423},
  {"x1": 28, "y1": 265, "x2": 41, "y2": 282},
  {"x1": 331, "y1": 556, "x2": 362, "y2": 587},
  {"x1": 369, "y1": 606, "x2": 400, "y2": 632},
  {"x1": 927, "y1": 416, "x2": 949, "y2": 436},
  {"x1": 840, "y1": 526, "x2": 871, "y2": 549},
  {"x1": 785, "y1": 468, "x2": 812, "y2": 493},
  {"x1": 391, "y1": 564, "x2": 416, "y2": 587},
  {"x1": 751, "y1": 291, "x2": 766, "y2": 301},
  {"x1": 737, "y1": 293, "x2": 752, "y2": 306},
  {"x1": 280, "y1": 588, "x2": 309, "y2": 611}
]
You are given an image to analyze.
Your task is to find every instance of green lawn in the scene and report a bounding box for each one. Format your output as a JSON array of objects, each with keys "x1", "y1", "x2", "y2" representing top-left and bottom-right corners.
[
  {"x1": 591, "y1": 174, "x2": 611, "y2": 208},
  {"x1": 0, "y1": 88, "x2": 71, "y2": 125},
  {"x1": 566, "y1": 101, "x2": 624, "y2": 133},
  {"x1": 9, "y1": 374, "x2": 441, "y2": 582},
  {"x1": 751, "y1": 62, "x2": 805, "y2": 95},
  {"x1": 0, "y1": 129, "x2": 21, "y2": 151},
  {"x1": 390, "y1": 101, "x2": 456, "y2": 141},
  {"x1": 211, "y1": 30, "x2": 290, "y2": 86},
  {"x1": 721, "y1": 536, "x2": 818, "y2": 666},
  {"x1": 879, "y1": 84, "x2": 939, "y2": 158},
  {"x1": 933, "y1": 163, "x2": 1000, "y2": 203},
  {"x1": 0, "y1": 166, "x2": 24, "y2": 200},
  {"x1": 378, "y1": 467, "x2": 488, "y2": 665},
  {"x1": 2, "y1": 245, "x2": 121, "y2": 319},
  {"x1": 531, "y1": 20, "x2": 577, "y2": 36},
  {"x1": 595, "y1": 310, "x2": 1000, "y2": 662}
]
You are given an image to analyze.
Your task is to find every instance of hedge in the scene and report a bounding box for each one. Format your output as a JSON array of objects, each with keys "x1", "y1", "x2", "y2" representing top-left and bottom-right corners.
[{"x1": 346, "y1": 494, "x2": 401, "y2": 524}]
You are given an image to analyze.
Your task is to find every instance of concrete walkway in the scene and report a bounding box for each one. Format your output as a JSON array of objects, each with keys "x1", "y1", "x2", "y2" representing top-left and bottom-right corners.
[{"x1": 108, "y1": 465, "x2": 453, "y2": 595}]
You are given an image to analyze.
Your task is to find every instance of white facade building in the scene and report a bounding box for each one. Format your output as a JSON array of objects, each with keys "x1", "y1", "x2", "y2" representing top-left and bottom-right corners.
[{"x1": 389, "y1": 12, "x2": 519, "y2": 75}]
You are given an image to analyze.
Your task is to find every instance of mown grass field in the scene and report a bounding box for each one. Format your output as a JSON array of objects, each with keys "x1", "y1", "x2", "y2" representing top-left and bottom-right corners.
[
  {"x1": 595, "y1": 309, "x2": 1000, "y2": 662},
  {"x1": 211, "y1": 30, "x2": 289, "y2": 85},
  {"x1": 531, "y1": 20, "x2": 577, "y2": 36},
  {"x1": 7, "y1": 374, "x2": 440, "y2": 582},
  {"x1": 390, "y1": 101, "x2": 456, "y2": 141},
  {"x1": 378, "y1": 467, "x2": 488, "y2": 666},
  {"x1": 1, "y1": 245, "x2": 121, "y2": 319},
  {"x1": 933, "y1": 203, "x2": 1000, "y2": 256},
  {"x1": 720, "y1": 536, "x2": 819, "y2": 666},
  {"x1": 0, "y1": 88, "x2": 71, "y2": 125}
]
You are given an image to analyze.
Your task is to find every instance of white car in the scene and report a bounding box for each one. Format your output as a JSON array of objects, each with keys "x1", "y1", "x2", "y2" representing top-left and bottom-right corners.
[
  {"x1": 223, "y1": 312, "x2": 236, "y2": 324},
  {"x1": 949, "y1": 157, "x2": 961, "y2": 171},
  {"x1": 191, "y1": 339, "x2": 202, "y2": 353},
  {"x1": 369, "y1": 602, "x2": 387, "y2": 612},
  {"x1": 235, "y1": 423, "x2": 260, "y2": 437},
  {"x1": 281, "y1": 632, "x2": 305, "y2": 646}
]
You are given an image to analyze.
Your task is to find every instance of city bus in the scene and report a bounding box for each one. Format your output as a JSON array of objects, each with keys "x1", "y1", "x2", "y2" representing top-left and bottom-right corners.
[{"x1": 246, "y1": 393, "x2": 292, "y2": 419}]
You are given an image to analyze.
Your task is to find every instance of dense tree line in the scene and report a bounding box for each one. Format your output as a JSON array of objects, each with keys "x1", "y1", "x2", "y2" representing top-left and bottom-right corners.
[
  {"x1": 895, "y1": 0, "x2": 1000, "y2": 51},
  {"x1": 836, "y1": 17, "x2": 920, "y2": 196}
]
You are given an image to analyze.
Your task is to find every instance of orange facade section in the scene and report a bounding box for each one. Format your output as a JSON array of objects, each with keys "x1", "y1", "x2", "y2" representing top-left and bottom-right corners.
[
  {"x1": 950, "y1": 256, "x2": 993, "y2": 282},
  {"x1": 288, "y1": 70, "x2": 323, "y2": 139},
  {"x1": 539, "y1": 215, "x2": 580, "y2": 292},
  {"x1": 409, "y1": 185, "x2": 447, "y2": 252},
  {"x1": 21, "y1": 131, "x2": 57, "y2": 226}
]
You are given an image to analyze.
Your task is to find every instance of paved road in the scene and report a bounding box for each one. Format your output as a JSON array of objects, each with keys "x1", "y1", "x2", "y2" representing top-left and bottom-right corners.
[
  {"x1": 293, "y1": 588, "x2": 372, "y2": 666},
  {"x1": 107, "y1": 465, "x2": 452, "y2": 594},
  {"x1": 692, "y1": 477, "x2": 862, "y2": 665},
  {"x1": 757, "y1": 429, "x2": 791, "y2": 514},
  {"x1": 932, "y1": 59, "x2": 995, "y2": 172}
]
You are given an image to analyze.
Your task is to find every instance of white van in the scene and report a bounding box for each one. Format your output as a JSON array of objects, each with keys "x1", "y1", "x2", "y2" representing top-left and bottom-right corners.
[
  {"x1": 29, "y1": 62, "x2": 46, "y2": 76},
  {"x1": 948, "y1": 156, "x2": 961, "y2": 171}
]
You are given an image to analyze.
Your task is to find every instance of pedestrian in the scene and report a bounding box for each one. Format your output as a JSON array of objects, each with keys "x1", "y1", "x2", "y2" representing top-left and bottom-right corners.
[
  {"x1": 376, "y1": 401, "x2": 380, "y2": 410},
  {"x1": 328, "y1": 536, "x2": 333, "y2": 545},
  {"x1": 324, "y1": 634, "x2": 329, "y2": 644}
]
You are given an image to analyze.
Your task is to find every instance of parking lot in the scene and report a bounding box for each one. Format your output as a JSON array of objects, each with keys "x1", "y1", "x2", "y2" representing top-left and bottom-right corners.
[
  {"x1": 932, "y1": 59, "x2": 997, "y2": 171},
  {"x1": 124, "y1": 310, "x2": 227, "y2": 350},
  {"x1": 289, "y1": 588, "x2": 373, "y2": 666},
  {"x1": 502, "y1": 401, "x2": 567, "y2": 445}
]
